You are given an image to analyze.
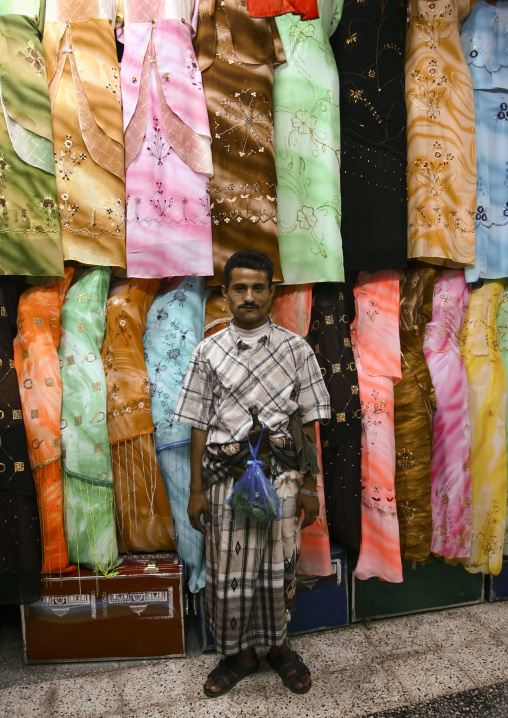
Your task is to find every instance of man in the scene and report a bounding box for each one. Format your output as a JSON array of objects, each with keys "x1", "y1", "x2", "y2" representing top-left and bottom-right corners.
[{"x1": 174, "y1": 250, "x2": 330, "y2": 697}]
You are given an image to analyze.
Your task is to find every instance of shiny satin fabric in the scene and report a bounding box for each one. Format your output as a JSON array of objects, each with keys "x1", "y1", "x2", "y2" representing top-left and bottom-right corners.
[
  {"x1": 102, "y1": 278, "x2": 175, "y2": 553},
  {"x1": 393, "y1": 268, "x2": 436, "y2": 562},
  {"x1": 0, "y1": 2, "x2": 64, "y2": 283},
  {"x1": 13, "y1": 269, "x2": 75, "y2": 575},
  {"x1": 352, "y1": 271, "x2": 403, "y2": 583},
  {"x1": 247, "y1": 0, "x2": 319, "y2": 20},
  {"x1": 144, "y1": 277, "x2": 207, "y2": 591},
  {"x1": 406, "y1": 0, "x2": 476, "y2": 268},
  {"x1": 459, "y1": 279, "x2": 507, "y2": 575},
  {"x1": 43, "y1": 0, "x2": 126, "y2": 271},
  {"x1": 194, "y1": 0, "x2": 285, "y2": 285},
  {"x1": 120, "y1": 0, "x2": 213, "y2": 278},
  {"x1": 58, "y1": 267, "x2": 119, "y2": 574},
  {"x1": 423, "y1": 270, "x2": 473, "y2": 561}
]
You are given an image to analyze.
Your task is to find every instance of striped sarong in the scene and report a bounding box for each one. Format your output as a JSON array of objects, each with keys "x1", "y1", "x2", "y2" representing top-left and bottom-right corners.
[{"x1": 204, "y1": 471, "x2": 301, "y2": 655}]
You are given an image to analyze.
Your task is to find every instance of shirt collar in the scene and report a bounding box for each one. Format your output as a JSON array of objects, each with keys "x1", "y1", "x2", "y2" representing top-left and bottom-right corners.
[{"x1": 228, "y1": 316, "x2": 274, "y2": 352}]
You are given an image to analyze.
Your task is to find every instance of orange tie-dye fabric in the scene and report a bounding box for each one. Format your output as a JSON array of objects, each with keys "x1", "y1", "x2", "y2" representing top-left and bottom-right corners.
[{"x1": 352, "y1": 271, "x2": 403, "y2": 583}]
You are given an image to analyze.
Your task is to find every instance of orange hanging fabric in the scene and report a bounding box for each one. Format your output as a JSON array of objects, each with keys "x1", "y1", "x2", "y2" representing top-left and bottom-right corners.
[
  {"x1": 247, "y1": 0, "x2": 319, "y2": 20},
  {"x1": 13, "y1": 269, "x2": 76, "y2": 576}
]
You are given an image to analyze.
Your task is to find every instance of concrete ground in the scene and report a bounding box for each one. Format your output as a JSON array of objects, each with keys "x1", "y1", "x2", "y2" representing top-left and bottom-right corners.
[{"x1": 1, "y1": 601, "x2": 508, "y2": 717}]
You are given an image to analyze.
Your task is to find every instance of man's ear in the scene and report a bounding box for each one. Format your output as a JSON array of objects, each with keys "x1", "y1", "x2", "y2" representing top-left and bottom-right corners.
[
  {"x1": 269, "y1": 284, "x2": 276, "y2": 300},
  {"x1": 221, "y1": 284, "x2": 228, "y2": 298}
]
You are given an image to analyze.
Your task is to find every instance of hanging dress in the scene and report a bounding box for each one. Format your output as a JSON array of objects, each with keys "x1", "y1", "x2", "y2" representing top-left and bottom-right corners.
[
  {"x1": 0, "y1": 278, "x2": 42, "y2": 605},
  {"x1": 13, "y1": 269, "x2": 75, "y2": 576},
  {"x1": 144, "y1": 276, "x2": 207, "y2": 592},
  {"x1": 193, "y1": 0, "x2": 286, "y2": 285},
  {"x1": 460, "y1": 279, "x2": 507, "y2": 575},
  {"x1": 273, "y1": 0, "x2": 344, "y2": 284},
  {"x1": 271, "y1": 284, "x2": 312, "y2": 337},
  {"x1": 120, "y1": 0, "x2": 213, "y2": 278},
  {"x1": 307, "y1": 280, "x2": 362, "y2": 570},
  {"x1": 43, "y1": 0, "x2": 126, "y2": 271},
  {"x1": 394, "y1": 268, "x2": 436, "y2": 562},
  {"x1": 59, "y1": 267, "x2": 119, "y2": 574},
  {"x1": 497, "y1": 284, "x2": 508, "y2": 555},
  {"x1": 102, "y1": 278, "x2": 175, "y2": 553},
  {"x1": 0, "y1": 0, "x2": 63, "y2": 284},
  {"x1": 406, "y1": 0, "x2": 476, "y2": 268},
  {"x1": 330, "y1": 0, "x2": 407, "y2": 271},
  {"x1": 352, "y1": 271, "x2": 403, "y2": 583},
  {"x1": 423, "y1": 269, "x2": 473, "y2": 560},
  {"x1": 461, "y1": 0, "x2": 508, "y2": 281}
]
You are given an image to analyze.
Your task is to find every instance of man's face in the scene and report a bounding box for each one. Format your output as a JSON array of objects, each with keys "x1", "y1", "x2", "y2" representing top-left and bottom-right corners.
[{"x1": 222, "y1": 267, "x2": 275, "y2": 329}]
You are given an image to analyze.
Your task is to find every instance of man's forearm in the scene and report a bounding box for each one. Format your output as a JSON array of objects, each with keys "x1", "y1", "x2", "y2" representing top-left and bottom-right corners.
[{"x1": 190, "y1": 427, "x2": 208, "y2": 494}]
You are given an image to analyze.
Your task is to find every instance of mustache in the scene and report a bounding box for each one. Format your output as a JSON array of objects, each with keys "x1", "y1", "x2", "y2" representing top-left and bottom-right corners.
[{"x1": 239, "y1": 303, "x2": 259, "y2": 309}]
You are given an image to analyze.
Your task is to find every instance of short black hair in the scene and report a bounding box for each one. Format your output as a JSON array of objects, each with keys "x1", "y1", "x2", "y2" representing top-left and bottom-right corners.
[{"x1": 223, "y1": 250, "x2": 274, "y2": 289}]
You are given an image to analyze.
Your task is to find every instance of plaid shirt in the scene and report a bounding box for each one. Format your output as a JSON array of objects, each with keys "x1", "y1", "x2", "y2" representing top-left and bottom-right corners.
[{"x1": 174, "y1": 319, "x2": 330, "y2": 452}]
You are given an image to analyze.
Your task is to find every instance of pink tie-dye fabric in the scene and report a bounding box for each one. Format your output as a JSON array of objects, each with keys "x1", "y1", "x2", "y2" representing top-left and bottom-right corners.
[{"x1": 423, "y1": 270, "x2": 473, "y2": 560}]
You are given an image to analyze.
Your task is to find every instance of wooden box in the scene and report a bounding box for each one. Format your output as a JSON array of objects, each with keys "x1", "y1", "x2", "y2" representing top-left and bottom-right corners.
[{"x1": 22, "y1": 553, "x2": 185, "y2": 663}]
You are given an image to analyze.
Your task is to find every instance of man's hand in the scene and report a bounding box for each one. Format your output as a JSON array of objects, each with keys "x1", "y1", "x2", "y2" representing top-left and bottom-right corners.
[
  {"x1": 296, "y1": 491, "x2": 319, "y2": 529},
  {"x1": 188, "y1": 491, "x2": 210, "y2": 535}
]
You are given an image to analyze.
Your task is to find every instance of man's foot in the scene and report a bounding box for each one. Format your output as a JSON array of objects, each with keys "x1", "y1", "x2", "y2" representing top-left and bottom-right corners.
[
  {"x1": 267, "y1": 642, "x2": 311, "y2": 694},
  {"x1": 204, "y1": 648, "x2": 259, "y2": 698}
]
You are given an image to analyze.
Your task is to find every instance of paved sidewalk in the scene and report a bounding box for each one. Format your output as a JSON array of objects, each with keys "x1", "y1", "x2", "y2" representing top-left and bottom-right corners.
[{"x1": 1, "y1": 601, "x2": 508, "y2": 717}]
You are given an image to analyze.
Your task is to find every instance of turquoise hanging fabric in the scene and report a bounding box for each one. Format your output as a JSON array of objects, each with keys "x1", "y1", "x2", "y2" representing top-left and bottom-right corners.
[
  {"x1": 144, "y1": 277, "x2": 207, "y2": 593},
  {"x1": 59, "y1": 267, "x2": 119, "y2": 574}
]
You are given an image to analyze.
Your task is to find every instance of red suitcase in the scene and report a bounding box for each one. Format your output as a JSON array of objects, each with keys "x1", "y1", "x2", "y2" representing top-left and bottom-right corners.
[{"x1": 22, "y1": 553, "x2": 185, "y2": 663}]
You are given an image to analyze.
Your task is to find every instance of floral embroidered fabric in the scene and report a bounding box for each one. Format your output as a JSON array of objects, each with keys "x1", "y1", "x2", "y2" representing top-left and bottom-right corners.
[
  {"x1": 273, "y1": 0, "x2": 344, "y2": 284},
  {"x1": 194, "y1": 0, "x2": 285, "y2": 285},
  {"x1": 0, "y1": 2, "x2": 64, "y2": 282},
  {"x1": 43, "y1": 0, "x2": 126, "y2": 270},
  {"x1": 462, "y1": 1, "x2": 508, "y2": 281},
  {"x1": 406, "y1": 0, "x2": 476, "y2": 268},
  {"x1": 144, "y1": 277, "x2": 207, "y2": 591},
  {"x1": 120, "y1": 0, "x2": 213, "y2": 278}
]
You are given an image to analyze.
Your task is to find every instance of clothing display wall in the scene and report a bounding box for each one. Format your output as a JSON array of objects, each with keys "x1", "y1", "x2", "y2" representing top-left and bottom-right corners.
[{"x1": 3, "y1": 0, "x2": 508, "y2": 625}]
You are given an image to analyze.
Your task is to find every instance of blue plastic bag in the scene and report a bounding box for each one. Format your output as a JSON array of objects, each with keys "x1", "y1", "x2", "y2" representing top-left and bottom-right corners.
[{"x1": 226, "y1": 426, "x2": 282, "y2": 522}]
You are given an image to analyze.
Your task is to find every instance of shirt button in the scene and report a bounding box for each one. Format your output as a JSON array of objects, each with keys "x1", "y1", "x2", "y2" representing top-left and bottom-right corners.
[
  {"x1": 181, "y1": 17, "x2": 186, "y2": 22},
  {"x1": 163, "y1": 74, "x2": 170, "y2": 81},
  {"x1": 151, "y1": 18, "x2": 155, "y2": 24},
  {"x1": 132, "y1": 77, "x2": 137, "y2": 83}
]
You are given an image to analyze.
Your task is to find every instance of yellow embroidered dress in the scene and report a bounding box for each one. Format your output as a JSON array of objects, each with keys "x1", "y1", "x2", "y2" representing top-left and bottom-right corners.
[
  {"x1": 460, "y1": 279, "x2": 507, "y2": 575},
  {"x1": 406, "y1": 0, "x2": 477, "y2": 268},
  {"x1": 43, "y1": 0, "x2": 126, "y2": 271}
]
